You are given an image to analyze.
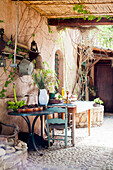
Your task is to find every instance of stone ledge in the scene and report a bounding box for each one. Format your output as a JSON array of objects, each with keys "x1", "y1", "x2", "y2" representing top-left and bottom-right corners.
[{"x1": 0, "y1": 149, "x2": 27, "y2": 170}]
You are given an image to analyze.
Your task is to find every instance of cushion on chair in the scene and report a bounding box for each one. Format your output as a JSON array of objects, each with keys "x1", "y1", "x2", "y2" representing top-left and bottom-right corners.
[{"x1": 50, "y1": 123, "x2": 65, "y2": 130}]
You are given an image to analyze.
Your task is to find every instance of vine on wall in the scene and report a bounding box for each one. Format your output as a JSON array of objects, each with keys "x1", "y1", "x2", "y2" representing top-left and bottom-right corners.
[{"x1": 0, "y1": 40, "x2": 18, "y2": 98}]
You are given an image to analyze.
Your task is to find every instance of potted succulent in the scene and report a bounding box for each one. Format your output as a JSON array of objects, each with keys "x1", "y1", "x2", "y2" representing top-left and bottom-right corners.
[
  {"x1": 33, "y1": 61, "x2": 59, "y2": 105},
  {"x1": 93, "y1": 97, "x2": 103, "y2": 107}
]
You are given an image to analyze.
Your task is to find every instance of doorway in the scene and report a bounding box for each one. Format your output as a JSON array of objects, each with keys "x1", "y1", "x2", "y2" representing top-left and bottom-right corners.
[
  {"x1": 55, "y1": 50, "x2": 64, "y2": 94},
  {"x1": 94, "y1": 60, "x2": 113, "y2": 113}
]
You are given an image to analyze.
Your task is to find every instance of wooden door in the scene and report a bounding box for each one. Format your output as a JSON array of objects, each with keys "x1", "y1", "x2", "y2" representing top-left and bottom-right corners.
[{"x1": 94, "y1": 60, "x2": 113, "y2": 113}]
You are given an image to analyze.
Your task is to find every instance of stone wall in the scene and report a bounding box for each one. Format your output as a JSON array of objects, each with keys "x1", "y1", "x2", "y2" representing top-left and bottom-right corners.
[
  {"x1": 75, "y1": 105, "x2": 104, "y2": 128},
  {"x1": 0, "y1": 149, "x2": 27, "y2": 170},
  {"x1": 0, "y1": 0, "x2": 77, "y2": 134}
]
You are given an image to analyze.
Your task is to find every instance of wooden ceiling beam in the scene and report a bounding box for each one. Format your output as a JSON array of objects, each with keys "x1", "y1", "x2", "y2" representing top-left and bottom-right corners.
[
  {"x1": 11, "y1": 0, "x2": 113, "y2": 5},
  {"x1": 21, "y1": 2, "x2": 113, "y2": 5},
  {"x1": 43, "y1": 13, "x2": 113, "y2": 18},
  {"x1": 48, "y1": 17, "x2": 113, "y2": 26}
]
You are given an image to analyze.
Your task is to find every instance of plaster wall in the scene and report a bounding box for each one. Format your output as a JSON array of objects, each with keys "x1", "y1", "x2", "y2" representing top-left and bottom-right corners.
[{"x1": 0, "y1": 0, "x2": 77, "y2": 134}]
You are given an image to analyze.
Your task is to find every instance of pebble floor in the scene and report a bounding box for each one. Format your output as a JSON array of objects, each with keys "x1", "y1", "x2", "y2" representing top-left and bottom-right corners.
[{"x1": 24, "y1": 115, "x2": 113, "y2": 170}]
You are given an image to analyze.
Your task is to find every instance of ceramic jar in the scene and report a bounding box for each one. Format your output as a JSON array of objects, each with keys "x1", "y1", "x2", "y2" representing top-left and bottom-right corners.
[{"x1": 38, "y1": 89, "x2": 49, "y2": 105}]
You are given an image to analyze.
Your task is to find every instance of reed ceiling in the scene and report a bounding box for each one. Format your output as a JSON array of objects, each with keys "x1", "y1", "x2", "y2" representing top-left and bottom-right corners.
[{"x1": 12, "y1": 0, "x2": 113, "y2": 19}]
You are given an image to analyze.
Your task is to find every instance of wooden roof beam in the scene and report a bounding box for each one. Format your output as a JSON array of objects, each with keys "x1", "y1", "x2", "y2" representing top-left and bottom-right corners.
[
  {"x1": 22, "y1": 2, "x2": 113, "y2": 5},
  {"x1": 11, "y1": 0, "x2": 113, "y2": 5},
  {"x1": 48, "y1": 17, "x2": 113, "y2": 26}
]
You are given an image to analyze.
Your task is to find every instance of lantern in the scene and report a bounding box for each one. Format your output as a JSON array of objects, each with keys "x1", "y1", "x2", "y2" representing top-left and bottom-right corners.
[{"x1": 31, "y1": 40, "x2": 38, "y2": 52}]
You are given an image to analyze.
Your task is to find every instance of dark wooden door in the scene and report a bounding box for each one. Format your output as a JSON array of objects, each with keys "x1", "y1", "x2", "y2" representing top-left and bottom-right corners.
[{"x1": 94, "y1": 60, "x2": 113, "y2": 113}]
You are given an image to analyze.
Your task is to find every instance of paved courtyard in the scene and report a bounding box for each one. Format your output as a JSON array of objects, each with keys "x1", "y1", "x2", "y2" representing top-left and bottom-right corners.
[{"x1": 24, "y1": 114, "x2": 113, "y2": 170}]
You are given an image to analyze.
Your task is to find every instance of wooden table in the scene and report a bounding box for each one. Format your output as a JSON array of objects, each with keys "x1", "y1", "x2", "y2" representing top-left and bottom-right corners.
[{"x1": 48, "y1": 101, "x2": 94, "y2": 146}]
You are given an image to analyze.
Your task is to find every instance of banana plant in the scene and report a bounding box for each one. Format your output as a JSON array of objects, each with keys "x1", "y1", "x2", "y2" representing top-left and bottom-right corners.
[{"x1": 7, "y1": 83, "x2": 26, "y2": 111}]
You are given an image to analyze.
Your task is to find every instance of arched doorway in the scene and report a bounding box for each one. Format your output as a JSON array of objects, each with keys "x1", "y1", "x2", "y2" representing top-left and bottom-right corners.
[{"x1": 55, "y1": 50, "x2": 64, "y2": 94}]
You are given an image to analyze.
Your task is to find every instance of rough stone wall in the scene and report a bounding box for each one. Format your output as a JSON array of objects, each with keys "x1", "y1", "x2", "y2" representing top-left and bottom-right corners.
[
  {"x1": 0, "y1": 149, "x2": 27, "y2": 170},
  {"x1": 0, "y1": 0, "x2": 77, "y2": 134},
  {"x1": 75, "y1": 106, "x2": 104, "y2": 128}
]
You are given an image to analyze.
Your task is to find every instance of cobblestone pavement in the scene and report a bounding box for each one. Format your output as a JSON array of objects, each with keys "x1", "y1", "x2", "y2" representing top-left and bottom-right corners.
[{"x1": 24, "y1": 115, "x2": 113, "y2": 170}]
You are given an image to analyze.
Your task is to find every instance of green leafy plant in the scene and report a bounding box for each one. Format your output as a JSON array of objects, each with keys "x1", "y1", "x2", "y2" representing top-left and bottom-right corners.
[
  {"x1": 7, "y1": 83, "x2": 26, "y2": 111},
  {"x1": 33, "y1": 61, "x2": 59, "y2": 92},
  {"x1": 94, "y1": 97, "x2": 103, "y2": 105},
  {"x1": 47, "y1": 23, "x2": 53, "y2": 33},
  {"x1": 73, "y1": 4, "x2": 113, "y2": 22},
  {"x1": 0, "y1": 40, "x2": 18, "y2": 98},
  {"x1": 0, "y1": 39, "x2": 28, "y2": 98}
]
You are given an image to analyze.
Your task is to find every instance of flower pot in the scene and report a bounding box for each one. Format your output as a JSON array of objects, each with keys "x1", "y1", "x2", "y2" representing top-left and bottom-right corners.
[
  {"x1": 93, "y1": 103, "x2": 100, "y2": 107},
  {"x1": 49, "y1": 93, "x2": 55, "y2": 99},
  {"x1": 39, "y1": 89, "x2": 49, "y2": 105}
]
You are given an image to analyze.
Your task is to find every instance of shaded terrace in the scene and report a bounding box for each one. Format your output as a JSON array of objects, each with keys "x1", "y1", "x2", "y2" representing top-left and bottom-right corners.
[{"x1": 0, "y1": 0, "x2": 113, "y2": 169}]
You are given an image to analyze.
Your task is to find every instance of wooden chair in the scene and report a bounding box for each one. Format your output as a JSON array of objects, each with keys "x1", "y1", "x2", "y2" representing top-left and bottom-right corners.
[{"x1": 46, "y1": 106, "x2": 72, "y2": 147}]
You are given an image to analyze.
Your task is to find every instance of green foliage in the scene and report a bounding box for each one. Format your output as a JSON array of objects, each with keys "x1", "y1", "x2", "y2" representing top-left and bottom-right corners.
[
  {"x1": 73, "y1": 4, "x2": 112, "y2": 22},
  {"x1": 33, "y1": 61, "x2": 59, "y2": 92},
  {"x1": 0, "y1": 20, "x2": 4, "y2": 23},
  {"x1": 33, "y1": 72, "x2": 45, "y2": 89},
  {"x1": 7, "y1": 83, "x2": 26, "y2": 111},
  {"x1": 96, "y1": 16, "x2": 102, "y2": 22},
  {"x1": 48, "y1": 25, "x2": 53, "y2": 33},
  {"x1": 94, "y1": 97, "x2": 103, "y2": 105},
  {"x1": 0, "y1": 40, "x2": 18, "y2": 98},
  {"x1": 97, "y1": 25, "x2": 113, "y2": 49}
]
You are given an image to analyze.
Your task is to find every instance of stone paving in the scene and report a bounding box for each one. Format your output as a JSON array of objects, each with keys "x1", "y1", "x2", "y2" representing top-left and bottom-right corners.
[{"x1": 24, "y1": 115, "x2": 113, "y2": 170}]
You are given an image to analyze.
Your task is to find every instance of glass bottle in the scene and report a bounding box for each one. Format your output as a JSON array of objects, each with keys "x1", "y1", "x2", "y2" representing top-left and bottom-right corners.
[{"x1": 62, "y1": 87, "x2": 64, "y2": 97}]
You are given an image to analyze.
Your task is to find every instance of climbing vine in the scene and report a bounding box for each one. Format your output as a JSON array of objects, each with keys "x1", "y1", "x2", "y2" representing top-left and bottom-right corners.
[
  {"x1": 0, "y1": 40, "x2": 19, "y2": 98},
  {"x1": 73, "y1": 4, "x2": 113, "y2": 21}
]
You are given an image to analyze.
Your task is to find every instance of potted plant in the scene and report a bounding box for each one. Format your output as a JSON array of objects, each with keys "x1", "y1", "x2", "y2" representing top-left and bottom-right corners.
[
  {"x1": 93, "y1": 97, "x2": 103, "y2": 107},
  {"x1": 33, "y1": 61, "x2": 59, "y2": 105},
  {"x1": 7, "y1": 83, "x2": 26, "y2": 111}
]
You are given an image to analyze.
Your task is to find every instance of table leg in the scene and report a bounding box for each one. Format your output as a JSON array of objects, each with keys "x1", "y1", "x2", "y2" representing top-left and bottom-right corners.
[
  {"x1": 21, "y1": 116, "x2": 32, "y2": 146},
  {"x1": 32, "y1": 115, "x2": 43, "y2": 156},
  {"x1": 72, "y1": 112, "x2": 76, "y2": 146},
  {"x1": 21, "y1": 116, "x2": 31, "y2": 133},
  {"x1": 68, "y1": 107, "x2": 76, "y2": 146},
  {"x1": 41, "y1": 115, "x2": 45, "y2": 138},
  {"x1": 88, "y1": 109, "x2": 91, "y2": 136},
  {"x1": 21, "y1": 115, "x2": 43, "y2": 156}
]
